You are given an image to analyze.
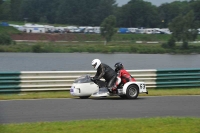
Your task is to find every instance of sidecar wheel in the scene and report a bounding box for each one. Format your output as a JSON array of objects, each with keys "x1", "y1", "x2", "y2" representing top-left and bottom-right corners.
[
  {"x1": 126, "y1": 85, "x2": 139, "y2": 99},
  {"x1": 79, "y1": 96, "x2": 90, "y2": 99}
]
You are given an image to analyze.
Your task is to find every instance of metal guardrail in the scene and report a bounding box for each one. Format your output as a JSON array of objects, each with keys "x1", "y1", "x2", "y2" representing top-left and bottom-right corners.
[
  {"x1": 0, "y1": 68, "x2": 199, "y2": 92},
  {"x1": 156, "y1": 68, "x2": 200, "y2": 88}
]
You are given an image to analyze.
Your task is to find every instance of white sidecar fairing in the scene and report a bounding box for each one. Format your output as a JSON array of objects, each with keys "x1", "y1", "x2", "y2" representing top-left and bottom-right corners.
[
  {"x1": 70, "y1": 75, "x2": 99, "y2": 97},
  {"x1": 91, "y1": 87, "x2": 110, "y2": 97},
  {"x1": 122, "y1": 81, "x2": 148, "y2": 94}
]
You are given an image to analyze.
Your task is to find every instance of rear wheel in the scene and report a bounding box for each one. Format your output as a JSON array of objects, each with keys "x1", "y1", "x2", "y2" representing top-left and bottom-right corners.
[
  {"x1": 79, "y1": 96, "x2": 90, "y2": 99},
  {"x1": 126, "y1": 85, "x2": 139, "y2": 99}
]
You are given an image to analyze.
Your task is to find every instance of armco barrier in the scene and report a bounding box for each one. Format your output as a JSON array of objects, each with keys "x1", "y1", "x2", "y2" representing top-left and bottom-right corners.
[
  {"x1": 156, "y1": 68, "x2": 200, "y2": 88},
  {"x1": 0, "y1": 68, "x2": 199, "y2": 92}
]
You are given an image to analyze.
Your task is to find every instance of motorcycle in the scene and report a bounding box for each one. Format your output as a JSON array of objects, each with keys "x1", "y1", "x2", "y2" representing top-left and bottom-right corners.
[{"x1": 70, "y1": 75, "x2": 148, "y2": 99}]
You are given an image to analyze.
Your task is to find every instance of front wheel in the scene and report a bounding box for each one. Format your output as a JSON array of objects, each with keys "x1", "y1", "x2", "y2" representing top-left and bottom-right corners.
[
  {"x1": 126, "y1": 85, "x2": 139, "y2": 99},
  {"x1": 79, "y1": 96, "x2": 90, "y2": 99}
]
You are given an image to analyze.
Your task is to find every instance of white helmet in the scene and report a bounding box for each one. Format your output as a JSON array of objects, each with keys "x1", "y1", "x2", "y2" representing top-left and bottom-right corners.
[{"x1": 91, "y1": 59, "x2": 101, "y2": 70}]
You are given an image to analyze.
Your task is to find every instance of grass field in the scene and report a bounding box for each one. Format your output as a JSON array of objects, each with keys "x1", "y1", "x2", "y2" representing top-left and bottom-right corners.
[
  {"x1": 0, "y1": 88, "x2": 200, "y2": 100},
  {"x1": 0, "y1": 41, "x2": 200, "y2": 54},
  {"x1": 1, "y1": 117, "x2": 200, "y2": 133}
]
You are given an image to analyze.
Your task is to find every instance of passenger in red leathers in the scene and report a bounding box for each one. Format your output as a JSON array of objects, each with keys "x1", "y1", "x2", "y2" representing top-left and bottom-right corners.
[{"x1": 112, "y1": 62, "x2": 136, "y2": 92}]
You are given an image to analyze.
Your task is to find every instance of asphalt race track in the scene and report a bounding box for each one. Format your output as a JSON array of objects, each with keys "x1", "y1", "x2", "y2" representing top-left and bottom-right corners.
[{"x1": 0, "y1": 96, "x2": 200, "y2": 124}]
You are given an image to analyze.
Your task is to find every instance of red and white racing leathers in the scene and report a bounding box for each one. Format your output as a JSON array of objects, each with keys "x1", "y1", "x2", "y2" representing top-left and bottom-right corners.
[{"x1": 112, "y1": 69, "x2": 136, "y2": 91}]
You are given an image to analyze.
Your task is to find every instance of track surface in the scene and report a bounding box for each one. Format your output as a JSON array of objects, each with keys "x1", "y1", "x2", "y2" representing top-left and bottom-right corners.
[{"x1": 0, "y1": 96, "x2": 200, "y2": 124}]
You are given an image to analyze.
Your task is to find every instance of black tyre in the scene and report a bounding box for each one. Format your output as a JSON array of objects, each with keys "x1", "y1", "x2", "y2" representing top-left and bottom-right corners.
[
  {"x1": 126, "y1": 85, "x2": 139, "y2": 99},
  {"x1": 79, "y1": 96, "x2": 90, "y2": 99}
]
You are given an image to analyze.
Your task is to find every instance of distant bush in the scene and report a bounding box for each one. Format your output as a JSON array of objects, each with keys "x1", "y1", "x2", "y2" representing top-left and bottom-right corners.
[
  {"x1": 0, "y1": 48, "x2": 5, "y2": 52},
  {"x1": 32, "y1": 43, "x2": 55, "y2": 53},
  {"x1": 162, "y1": 37, "x2": 175, "y2": 48},
  {"x1": 161, "y1": 42, "x2": 169, "y2": 48},
  {"x1": 182, "y1": 41, "x2": 188, "y2": 49},
  {"x1": 32, "y1": 44, "x2": 43, "y2": 53},
  {"x1": 0, "y1": 33, "x2": 12, "y2": 45},
  {"x1": 167, "y1": 37, "x2": 176, "y2": 48}
]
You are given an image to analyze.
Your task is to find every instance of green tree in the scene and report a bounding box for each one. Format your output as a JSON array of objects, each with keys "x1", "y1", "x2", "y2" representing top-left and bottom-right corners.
[
  {"x1": 0, "y1": 0, "x2": 11, "y2": 20},
  {"x1": 56, "y1": 0, "x2": 99, "y2": 25},
  {"x1": 92, "y1": 0, "x2": 117, "y2": 26},
  {"x1": 20, "y1": 0, "x2": 60, "y2": 23},
  {"x1": 10, "y1": 0, "x2": 23, "y2": 21},
  {"x1": 40, "y1": 0, "x2": 60, "y2": 24},
  {"x1": 100, "y1": 15, "x2": 117, "y2": 45},
  {"x1": 189, "y1": 0, "x2": 200, "y2": 26},
  {"x1": 0, "y1": 33, "x2": 12, "y2": 45},
  {"x1": 20, "y1": 0, "x2": 39, "y2": 23},
  {"x1": 56, "y1": 0, "x2": 116, "y2": 26},
  {"x1": 158, "y1": 1, "x2": 189, "y2": 28},
  {"x1": 169, "y1": 11, "x2": 199, "y2": 49},
  {"x1": 0, "y1": 0, "x2": 3, "y2": 5},
  {"x1": 116, "y1": 0, "x2": 159, "y2": 28}
]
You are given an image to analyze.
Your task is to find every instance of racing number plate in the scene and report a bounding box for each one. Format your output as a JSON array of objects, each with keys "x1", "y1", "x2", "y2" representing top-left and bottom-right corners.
[
  {"x1": 140, "y1": 84, "x2": 145, "y2": 90},
  {"x1": 70, "y1": 86, "x2": 74, "y2": 92}
]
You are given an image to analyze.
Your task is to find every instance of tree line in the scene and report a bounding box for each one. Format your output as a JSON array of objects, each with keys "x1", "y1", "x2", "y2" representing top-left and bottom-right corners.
[
  {"x1": 0, "y1": 0, "x2": 199, "y2": 28},
  {"x1": 0, "y1": 0, "x2": 199, "y2": 49}
]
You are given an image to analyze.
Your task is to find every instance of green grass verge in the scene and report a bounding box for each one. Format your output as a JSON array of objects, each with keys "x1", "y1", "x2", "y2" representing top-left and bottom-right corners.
[
  {"x1": 0, "y1": 88, "x2": 200, "y2": 100},
  {"x1": 0, "y1": 26, "x2": 21, "y2": 34},
  {"x1": 1, "y1": 117, "x2": 200, "y2": 133},
  {"x1": 1, "y1": 42, "x2": 200, "y2": 54}
]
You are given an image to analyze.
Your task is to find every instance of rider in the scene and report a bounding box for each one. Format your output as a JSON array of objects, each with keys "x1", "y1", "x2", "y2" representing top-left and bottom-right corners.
[
  {"x1": 112, "y1": 62, "x2": 136, "y2": 91},
  {"x1": 91, "y1": 59, "x2": 117, "y2": 93}
]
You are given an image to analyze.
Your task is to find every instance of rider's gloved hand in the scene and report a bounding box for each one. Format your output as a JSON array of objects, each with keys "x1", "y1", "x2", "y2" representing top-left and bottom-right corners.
[
  {"x1": 91, "y1": 77, "x2": 98, "y2": 81},
  {"x1": 90, "y1": 77, "x2": 94, "y2": 81}
]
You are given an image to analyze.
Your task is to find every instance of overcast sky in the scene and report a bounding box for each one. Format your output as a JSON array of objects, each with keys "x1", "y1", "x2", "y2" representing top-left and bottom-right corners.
[{"x1": 116, "y1": 0, "x2": 185, "y2": 6}]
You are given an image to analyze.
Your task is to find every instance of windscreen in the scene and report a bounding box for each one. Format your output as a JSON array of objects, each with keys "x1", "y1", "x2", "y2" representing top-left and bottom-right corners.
[{"x1": 74, "y1": 75, "x2": 91, "y2": 83}]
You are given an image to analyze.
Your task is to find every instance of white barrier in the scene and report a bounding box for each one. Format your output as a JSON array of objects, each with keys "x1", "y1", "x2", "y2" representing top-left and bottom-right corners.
[{"x1": 0, "y1": 70, "x2": 157, "y2": 92}]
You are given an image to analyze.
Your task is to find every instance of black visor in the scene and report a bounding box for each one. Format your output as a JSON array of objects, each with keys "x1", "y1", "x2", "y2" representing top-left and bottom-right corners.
[{"x1": 92, "y1": 63, "x2": 97, "y2": 68}]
